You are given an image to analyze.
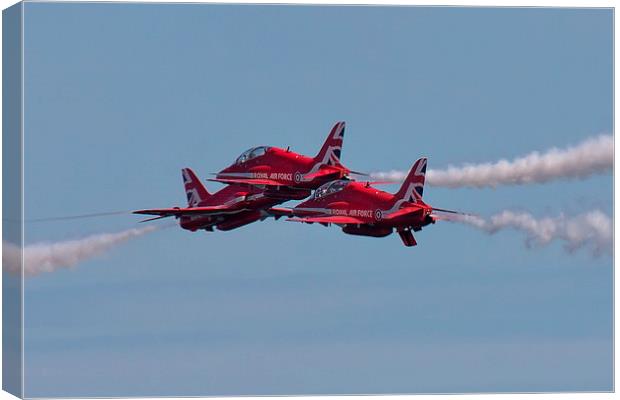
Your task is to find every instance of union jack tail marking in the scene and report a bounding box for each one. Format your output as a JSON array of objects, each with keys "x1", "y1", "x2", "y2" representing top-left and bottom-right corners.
[
  {"x1": 394, "y1": 157, "x2": 427, "y2": 204},
  {"x1": 182, "y1": 168, "x2": 210, "y2": 207},
  {"x1": 314, "y1": 121, "x2": 345, "y2": 167}
]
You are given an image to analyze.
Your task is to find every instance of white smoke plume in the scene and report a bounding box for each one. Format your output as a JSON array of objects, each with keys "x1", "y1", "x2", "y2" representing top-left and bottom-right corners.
[
  {"x1": 372, "y1": 134, "x2": 613, "y2": 188},
  {"x1": 3, "y1": 225, "x2": 159, "y2": 277},
  {"x1": 448, "y1": 210, "x2": 612, "y2": 255}
]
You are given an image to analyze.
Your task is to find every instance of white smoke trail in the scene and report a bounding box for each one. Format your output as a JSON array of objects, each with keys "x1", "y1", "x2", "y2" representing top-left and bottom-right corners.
[
  {"x1": 448, "y1": 210, "x2": 612, "y2": 255},
  {"x1": 372, "y1": 134, "x2": 613, "y2": 188},
  {"x1": 2, "y1": 225, "x2": 159, "y2": 277}
]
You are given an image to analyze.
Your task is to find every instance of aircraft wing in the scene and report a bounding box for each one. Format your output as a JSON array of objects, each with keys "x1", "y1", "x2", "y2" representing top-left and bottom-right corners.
[
  {"x1": 133, "y1": 205, "x2": 236, "y2": 221},
  {"x1": 301, "y1": 169, "x2": 341, "y2": 182},
  {"x1": 266, "y1": 207, "x2": 295, "y2": 218},
  {"x1": 208, "y1": 177, "x2": 288, "y2": 186},
  {"x1": 288, "y1": 215, "x2": 365, "y2": 225},
  {"x1": 383, "y1": 207, "x2": 424, "y2": 220}
]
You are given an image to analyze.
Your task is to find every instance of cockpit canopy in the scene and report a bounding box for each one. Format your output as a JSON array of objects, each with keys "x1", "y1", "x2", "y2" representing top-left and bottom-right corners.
[
  {"x1": 314, "y1": 180, "x2": 350, "y2": 199},
  {"x1": 235, "y1": 146, "x2": 270, "y2": 164}
]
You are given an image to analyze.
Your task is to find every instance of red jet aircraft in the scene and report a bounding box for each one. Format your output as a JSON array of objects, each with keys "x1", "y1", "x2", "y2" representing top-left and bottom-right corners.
[
  {"x1": 285, "y1": 157, "x2": 460, "y2": 247},
  {"x1": 212, "y1": 121, "x2": 354, "y2": 198},
  {"x1": 133, "y1": 168, "x2": 286, "y2": 232}
]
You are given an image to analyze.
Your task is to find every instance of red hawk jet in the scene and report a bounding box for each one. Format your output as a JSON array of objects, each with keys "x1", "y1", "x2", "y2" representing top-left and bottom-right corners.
[
  {"x1": 212, "y1": 121, "x2": 355, "y2": 197},
  {"x1": 133, "y1": 168, "x2": 286, "y2": 232},
  {"x1": 286, "y1": 157, "x2": 460, "y2": 247}
]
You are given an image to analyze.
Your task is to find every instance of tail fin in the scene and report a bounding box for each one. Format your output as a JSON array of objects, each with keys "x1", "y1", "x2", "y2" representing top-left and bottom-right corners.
[
  {"x1": 182, "y1": 168, "x2": 210, "y2": 207},
  {"x1": 314, "y1": 121, "x2": 345, "y2": 166},
  {"x1": 394, "y1": 157, "x2": 427, "y2": 204}
]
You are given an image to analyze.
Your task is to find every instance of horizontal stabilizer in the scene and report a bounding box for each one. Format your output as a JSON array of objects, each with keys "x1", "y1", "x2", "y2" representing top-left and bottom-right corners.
[
  {"x1": 383, "y1": 207, "x2": 424, "y2": 221},
  {"x1": 432, "y1": 207, "x2": 463, "y2": 214},
  {"x1": 364, "y1": 180, "x2": 401, "y2": 186},
  {"x1": 301, "y1": 168, "x2": 343, "y2": 182},
  {"x1": 348, "y1": 170, "x2": 370, "y2": 177}
]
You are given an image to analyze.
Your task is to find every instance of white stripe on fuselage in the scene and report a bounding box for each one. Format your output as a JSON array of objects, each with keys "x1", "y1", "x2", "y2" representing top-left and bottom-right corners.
[{"x1": 217, "y1": 172, "x2": 255, "y2": 178}]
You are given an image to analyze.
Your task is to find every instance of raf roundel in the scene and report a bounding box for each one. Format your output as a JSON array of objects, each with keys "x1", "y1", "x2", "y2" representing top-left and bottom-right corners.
[
  {"x1": 374, "y1": 209, "x2": 383, "y2": 221},
  {"x1": 294, "y1": 171, "x2": 303, "y2": 184}
]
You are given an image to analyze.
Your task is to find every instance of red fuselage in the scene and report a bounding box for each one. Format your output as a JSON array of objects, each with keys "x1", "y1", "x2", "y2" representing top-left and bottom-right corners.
[
  {"x1": 293, "y1": 180, "x2": 436, "y2": 237},
  {"x1": 216, "y1": 146, "x2": 349, "y2": 190},
  {"x1": 179, "y1": 184, "x2": 285, "y2": 232}
]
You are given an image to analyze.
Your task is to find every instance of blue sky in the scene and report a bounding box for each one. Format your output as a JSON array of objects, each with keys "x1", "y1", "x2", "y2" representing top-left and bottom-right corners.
[{"x1": 20, "y1": 3, "x2": 612, "y2": 397}]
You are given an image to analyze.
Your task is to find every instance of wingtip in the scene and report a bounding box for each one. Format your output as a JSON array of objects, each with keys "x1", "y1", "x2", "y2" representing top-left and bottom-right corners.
[{"x1": 138, "y1": 215, "x2": 173, "y2": 223}]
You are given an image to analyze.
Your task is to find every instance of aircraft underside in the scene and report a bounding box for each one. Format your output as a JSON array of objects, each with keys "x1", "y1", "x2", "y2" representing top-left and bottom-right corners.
[
  {"x1": 180, "y1": 210, "x2": 265, "y2": 232},
  {"x1": 339, "y1": 217, "x2": 436, "y2": 247}
]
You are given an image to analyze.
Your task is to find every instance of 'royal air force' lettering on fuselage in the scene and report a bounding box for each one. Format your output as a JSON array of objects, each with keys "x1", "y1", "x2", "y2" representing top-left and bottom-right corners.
[
  {"x1": 252, "y1": 172, "x2": 293, "y2": 181},
  {"x1": 295, "y1": 207, "x2": 384, "y2": 221},
  {"x1": 330, "y1": 209, "x2": 375, "y2": 218}
]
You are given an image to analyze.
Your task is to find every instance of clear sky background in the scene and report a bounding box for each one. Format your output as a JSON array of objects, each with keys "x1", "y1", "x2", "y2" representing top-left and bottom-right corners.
[{"x1": 20, "y1": 3, "x2": 612, "y2": 397}]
